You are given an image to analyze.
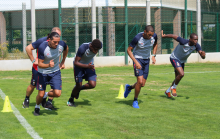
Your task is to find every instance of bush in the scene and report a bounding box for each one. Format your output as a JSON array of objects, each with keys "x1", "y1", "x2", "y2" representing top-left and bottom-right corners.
[{"x1": 0, "y1": 43, "x2": 9, "y2": 59}]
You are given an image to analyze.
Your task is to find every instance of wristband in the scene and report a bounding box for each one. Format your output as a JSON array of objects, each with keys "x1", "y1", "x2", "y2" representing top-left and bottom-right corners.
[
  {"x1": 152, "y1": 54, "x2": 156, "y2": 57},
  {"x1": 32, "y1": 59, "x2": 35, "y2": 63}
]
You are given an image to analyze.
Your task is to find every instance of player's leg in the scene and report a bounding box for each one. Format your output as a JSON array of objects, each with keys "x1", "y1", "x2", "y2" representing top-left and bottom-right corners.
[
  {"x1": 67, "y1": 82, "x2": 82, "y2": 107},
  {"x1": 23, "y1": 67, "x2": 38, "y2": 108},
  {"x1": 170, "y1": 63, "x2": 184, "y2": 97},
  {"x1": 44, "y1": 71, "x2": 62, "y2": 110},
  {"x1": 34, "y1": 72, "x2": 48, "y2": 116}
]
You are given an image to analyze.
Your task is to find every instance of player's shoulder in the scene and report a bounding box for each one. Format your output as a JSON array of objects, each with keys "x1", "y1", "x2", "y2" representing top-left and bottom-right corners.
[
  {"x1": 36, "y1": 37, "x2": 47, "y2": 42},
  {"x1": 39, "y1": 41, "x2": 48, "y2": 48},
  {"x1": 59, "y1": 40, "x2": 67, "y2": 45},
  {"x1": 80, "y1": 43, "x2": 90, "y2": 49}
]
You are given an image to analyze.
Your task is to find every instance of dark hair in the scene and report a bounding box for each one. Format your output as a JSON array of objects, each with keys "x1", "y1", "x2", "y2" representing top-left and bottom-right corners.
[
  {"x1": 145, "y1": 25, "x2": 154, "y2": 32},
  {"x1": 47, "y1": 32, "x2": 60, "y2": 40},
  {"x1": 190, "y1": 33, "x2": 198, "y2": 39},
  {"x1": 91, "y1": 39, "x2": 102, "y2": 49}
]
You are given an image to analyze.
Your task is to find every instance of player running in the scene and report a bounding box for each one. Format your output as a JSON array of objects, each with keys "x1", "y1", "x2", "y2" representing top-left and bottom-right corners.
[
  {"x1": 33, "y1": 32, "x2": 68, "y2": 116},
  {"x1": 162, "y1": 30, "x2": 206, "y2": 98},
  {"x1": 23, "y1": 27, "x2": 61, "y2": 110},
  {"x1": 67, "y1": 39, "x2": 102, "y2": 107},
  {"x1": 123, "y1": 25, "x2": 158, "y2": 108}
]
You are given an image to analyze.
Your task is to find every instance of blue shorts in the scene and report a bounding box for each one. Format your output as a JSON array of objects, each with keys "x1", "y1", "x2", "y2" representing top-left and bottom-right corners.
[
  {"x1": 170, "y1": 58, "x2": 185, "y2": 71},
  {"x1": 74, "y1": 66, "x2": 97, "y2": 83},
  {"x1": 37, "y1": 70, "x2": 62, "y2": 91},
  {"x1": 30, "y1": 67, "x2": 38, "y2": 86},
  {"x1": 133, "y1": 58, "x2": 150, "y2": 79}
]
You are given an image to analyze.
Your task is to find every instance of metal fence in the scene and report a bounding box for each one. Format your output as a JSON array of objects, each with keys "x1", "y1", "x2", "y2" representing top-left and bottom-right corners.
[{"x1": 0, "y1": 0, "x2": 219, "y2": 60}]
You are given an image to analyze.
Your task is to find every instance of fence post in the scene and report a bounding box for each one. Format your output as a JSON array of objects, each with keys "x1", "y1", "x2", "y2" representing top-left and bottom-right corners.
[
  {"x1": 197, "y1": 0, "x2": 201, "y2": 62},
  {"x1": 216, "y1": 13, "x2": 219, "y2": 52},
  {"x1": 184, "y1": 0, "x2": 187, "y2": 39},
  {"x1": 98, "y1": 6, "x2": 103, "y2": 56},
  {"x1": 58, "y1": 0, "x2": 62, "y2": 40},
  {"x1": 92, "y1": 0, "x2": 96, "y2": 40},
  {"x1": 75, "y1": 6, "x2": 79, "y2": 53},
  {"x1": 31, "y1": 0, "x2": 36, "y2": 58},
  {"x1": 146, "y1": 0, "x2": 151, "y2": 25},
  {"x1": 22, "y1": 3, "x2": 27, "y2": 53},
  {"x1": 125, "y1": 0, "x2": 128, "y2": 65}
]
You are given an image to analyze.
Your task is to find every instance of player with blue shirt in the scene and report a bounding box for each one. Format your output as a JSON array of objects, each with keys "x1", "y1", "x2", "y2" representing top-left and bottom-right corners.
[
  {"x1": 67, "y1": 39, "x2": 102, "y2": 107},
  {"x1": 124, "y1": 25, "x2": 158, "y2": 108},
  {"x1": 23, "y1": 27, "x2": 61, "y2": 110},
  {"x1": 33, "y1": 32, "x2": 68, "y2": 116},
  {"x1": 162, "y1": 30, "x2": 206, "y2": 98}
]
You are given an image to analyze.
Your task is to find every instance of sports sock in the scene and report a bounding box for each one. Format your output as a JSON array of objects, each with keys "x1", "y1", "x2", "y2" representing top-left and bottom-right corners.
[
  {"x1": 166, "y1": 87, "x2": 171, "y2": 93},
  {"x1": 128, "y1": 85, "x2": 133, "y2": 90},
  {"x1": 134, "y1": 98, "x2": 137, "y2": 101},
  {"x1": 43, "y1": 92, "x2": 48, "y2": 99},
  {"x1": 35, "y1": 104, "x2": 40, "y2": 109},
  {"x1": 172, "y1": 83, "x2": 177, "y2": 89},
  {"x1": 25, "y1": 96, "x2": 30, "y2": 100}
]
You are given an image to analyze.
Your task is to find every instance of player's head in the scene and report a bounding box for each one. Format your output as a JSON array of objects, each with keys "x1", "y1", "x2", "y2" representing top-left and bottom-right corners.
[
  {"x1": 51, "y1": 27, "x2": 61, "y2": 36},
  {"x1": 143, "y1": 25, "x2": 154, "y2": 39},
  {"x1": 47, "y1": 32, "x2": 60, "y2": 49},
  {"x1": 90, "y1": 39, "x2": 102, "y2": 54},
  {"x1": 189, "y1": 33, "x2": 198, "y2": 46}
]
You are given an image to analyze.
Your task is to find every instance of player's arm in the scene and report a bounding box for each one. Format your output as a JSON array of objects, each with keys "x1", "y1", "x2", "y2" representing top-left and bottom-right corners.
[
  {"x1": 161, "y1": 30, "x2": 178, "y2": 40},
  {"x1": 38, "y1": 59, "x2": 54, "y2": 68},
  {"x1": 198, "y1": 50, "x2": 206, "y2": 59},
  {"x1": 74, "y1": 56, "x2": 94, "y2": 70},
  {"x1": 127, "y1": 46, "x2": 141, "y2": 69},
  {"x1": 26, "y1": 44, "x2": 37, "y2": 64},
  {"x1": 152, "y1": 41, "x2": 158, "y2": 64},
  {"x1": 59, "y1": 45, "x2": 69, "y2": 69}
]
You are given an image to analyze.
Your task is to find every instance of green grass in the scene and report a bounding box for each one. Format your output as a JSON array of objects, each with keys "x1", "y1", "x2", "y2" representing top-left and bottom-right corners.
[{"x1": 0, "y1": 62, "x2": 220, "y2": 138}]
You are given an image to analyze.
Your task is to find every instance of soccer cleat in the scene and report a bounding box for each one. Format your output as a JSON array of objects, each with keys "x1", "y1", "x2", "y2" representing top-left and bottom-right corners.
[
  {"x1": 124, "y1": 84, "x2": 131, "y2": 98},
  {"x1": 132, "y1": 100, "x2": 139, "y2": 108},
  {"x1": 41, "y1": 98, "x2": 47, "y2": 107},
  {"x1": 67, "y1": 101, "x2": 76, "y2": 107},
  {"x1": 44, "y1": 101, "x2": 57, "y2": 110},
  {"x1": 22, "y1": 99, "x2": 29, "y2": 108},
  {"x1": 171, "y1": 88, "x2": 177, "y2": 97},
  {"x1": 164, "y1": 91, "x2": 172, "y2": 98},
  {"x1": 33, "y1": 108, "x2": 40, "y2": 116}
]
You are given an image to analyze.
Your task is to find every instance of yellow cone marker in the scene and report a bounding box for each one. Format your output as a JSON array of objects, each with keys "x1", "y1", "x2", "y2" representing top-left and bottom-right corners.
[
  {"x1": 116, "y1": 85, "x2": 125, "y2": 99},
  {"x1": 1, "y1": 96, "x2": 13, "y2": 112}
]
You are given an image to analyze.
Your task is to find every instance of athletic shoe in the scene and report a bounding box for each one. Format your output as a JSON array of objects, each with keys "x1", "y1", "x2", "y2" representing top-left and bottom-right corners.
[
  {"x1": 41, "y1": 98, "x2": 47, "y2": 107},
  {"x1": 44, "y1": 102, "x2": 57, "y2": 110},
  {"x1": 67, "y1": 101, "x2": 76, "y2": 107},
  {"x1": 33, "y1": 108, "x2": 40, "y2": 116},
  {"x1": 132, "y1": 100, "x2": 139, "y2": 108},
  {"x1": 164, "y1": 91, "x2": 172, "y2": 98},
  {"x1": 22, "y1": 99, "x2": 29, "y2": 108},
  {"x1": 124, "y1": 84, "x2": 131, "y2": 98},
  {"x1": 171, "y1": 88, "x2": 177, "y2": 97}
]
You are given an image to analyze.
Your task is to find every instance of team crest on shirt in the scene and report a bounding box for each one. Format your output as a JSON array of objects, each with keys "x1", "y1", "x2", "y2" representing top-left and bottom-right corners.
[{"x1": 151, "y1": 40, "x2": 154, "y2": 44}]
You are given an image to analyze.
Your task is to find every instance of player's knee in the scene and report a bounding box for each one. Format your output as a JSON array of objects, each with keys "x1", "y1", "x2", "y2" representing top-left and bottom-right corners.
[
  {"x1": 179, "y1": 73, "x2": 184, "y2": 78},
  {"x1": 54, "y1": 91, "x2": 61, "y2": 97},
  {"x1": 141, "y1": 83, "x2": 145, "y2": 87},
  {"x1": 90, "y1": 83, "x2": 96, "y2": 89},
  {"x1": 38, "y1": 93, "x2": 44, "y2": 98}
]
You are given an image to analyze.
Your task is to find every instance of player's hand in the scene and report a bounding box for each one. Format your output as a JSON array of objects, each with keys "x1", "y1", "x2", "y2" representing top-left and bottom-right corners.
[
  {"x1": 152, "y1": 56, "x2": 156, "y2": 64},
  {"x1": 59, "y1": 62, "x2": 65, "y2": 69},
  {"x1": 135, "y1": 62, "x2": 142, "y2": 69},
  {"x1": 33, "y1": 58, "x2": 38, "y2": 65},
  {"x1": 200, "y1": 51, "x2": 206, "y2": 59},
  {"x1": 88, "y1": 62, "x2": 95, "y2": 70},
  {"x1": 49, "y1": 60, "x2": 54, "y2": 67},
  {"x1": 161, "y1": 30, "x2": 166, "y2": 38}
]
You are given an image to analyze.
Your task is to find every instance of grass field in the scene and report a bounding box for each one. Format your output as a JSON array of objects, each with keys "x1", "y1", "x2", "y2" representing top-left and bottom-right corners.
[{"x1": 0, "y1": 62, "x2": 220, "y2": 139}]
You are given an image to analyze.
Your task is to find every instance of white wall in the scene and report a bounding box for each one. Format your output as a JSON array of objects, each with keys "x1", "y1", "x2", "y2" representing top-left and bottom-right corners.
[{"x1": 0, "y1": 52, "x2": 219, "y2": 71}]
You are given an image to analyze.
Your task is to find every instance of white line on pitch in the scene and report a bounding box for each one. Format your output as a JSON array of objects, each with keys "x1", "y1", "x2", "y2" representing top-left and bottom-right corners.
[{"x1": 0, "y1": 89, "x2": 42, "y2": 139}]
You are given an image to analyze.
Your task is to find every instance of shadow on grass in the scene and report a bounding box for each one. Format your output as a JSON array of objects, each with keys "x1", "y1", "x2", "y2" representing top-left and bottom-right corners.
[
  {"x1": 159, "y1": 95, "x2": 190, "y2": 100},
  {"x1": 115, "y1": 99, "x2": 143, "y2": 107},
  {"x1": 75, "y1": 99, "x2": 92, "y2": 107}
]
